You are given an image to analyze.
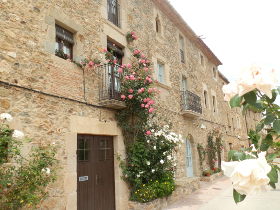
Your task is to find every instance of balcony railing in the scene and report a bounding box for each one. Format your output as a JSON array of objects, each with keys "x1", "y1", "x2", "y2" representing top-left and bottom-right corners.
[
  {"x1": 98, "y1": 63, "x2": 125, "y2": 109},
  {"x1": 181, "y1": 90, "x2": 202, "y2": 117},
  {"x1": 107, "y1": 0, "x2": 121, "y2": 27}
]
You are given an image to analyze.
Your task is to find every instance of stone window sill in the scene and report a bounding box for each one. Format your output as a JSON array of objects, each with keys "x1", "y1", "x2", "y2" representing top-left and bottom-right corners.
[{"x1": 104, "y1": 19, "x2": 126, "y2": 36}]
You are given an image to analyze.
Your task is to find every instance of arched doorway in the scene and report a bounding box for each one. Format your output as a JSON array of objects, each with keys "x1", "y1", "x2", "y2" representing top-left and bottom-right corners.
[{"x1": 185, "y1": 138, "x2": 194, "y2": 177}]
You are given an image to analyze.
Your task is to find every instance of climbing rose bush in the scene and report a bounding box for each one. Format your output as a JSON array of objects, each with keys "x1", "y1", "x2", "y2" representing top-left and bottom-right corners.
[{"x1": 222, "y1": 65, "x2": 280, "y2": 203}]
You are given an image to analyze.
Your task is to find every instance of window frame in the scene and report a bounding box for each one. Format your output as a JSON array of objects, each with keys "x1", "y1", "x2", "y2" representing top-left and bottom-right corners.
[
  {"x1": 179, "y1": 35, "x2": 185, "y2": 63},
  {"x1": 157, "y1": 62, "x2": 165, "y2": 84},
  {"x1": 107, "y1": 0, "x2": 121, "y2": 27},
  {"x1": 55, "y1": 24, "x2": 74, "y2": 60}
]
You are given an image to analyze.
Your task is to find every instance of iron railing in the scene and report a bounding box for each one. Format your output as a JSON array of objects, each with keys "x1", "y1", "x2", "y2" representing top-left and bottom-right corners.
[
  {"x1": 99, "y1": 63, "x2": 122, "y2": 101},
  {"x1": 181, "y1": 90, "x2": 202, "y2": 114},
  {"x1": 107, "y1": 0, "x2": 121, "y2": 27}
]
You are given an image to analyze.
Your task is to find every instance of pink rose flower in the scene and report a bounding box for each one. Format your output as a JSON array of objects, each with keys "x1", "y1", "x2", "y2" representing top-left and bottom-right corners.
[
  {"x1": 121, "y1": 64, "x2": 126, "y2": 68},
  {"x1": 102, "y1": 49, "x2": 108, "y2": 52},
  {"x1": 141, "y1": 104, "x2": 145, "y2": 108},
  {"x1": 148, "y1": 108, "x2": 155, "y2": 113},
  {"x1": 141, "y1": 54, "x2": 146, "y2": 58},
  {"x1": 128, "y1": 89, "x2": 134, "y2": 93},
  {"x1": 125, "y1": 76, "x2": 130, "y2": 80},
  {"x1": 131, "y1": 31, "x2": 135, "y2": 35},
  {"x1": 127, "y1": 63, "x2": 132, "y2": 68},
  {"x1": 129, "y1": 75, "x2": 136, "y2": 80},
  {"x1": 88, "y1": 61, "x2": 94, "y2": 67},
  {"x1": 133, "y1": 49, "x2": 140, "y2": 55},
  {"x1": 148, "y1": 88, "x2": 153, "y2": 93},
  {"x1": 146, "y1": 130, "x2": 151, "y2": 135},
  {"x1": 121, "y1": 95, "x2": 126, "y2": 100},
  {"x1": 113, "y1": 59, "x2": 117, "y2": 64},
  {"x1": 145, "y1": 104, "x2": 149, "y2": 108},
  {"x1": 128, "y1": 95, "x2": 133, "y2": 99},
  {"x1": 117, "y1": 68, "x2": 123, "y2": 73},
  {"x1": 143, "y1": 67, "x2": 149, "y2": 71},
  {"x1": 148, "y1": 100, "x2": 155, "y2": 105}
]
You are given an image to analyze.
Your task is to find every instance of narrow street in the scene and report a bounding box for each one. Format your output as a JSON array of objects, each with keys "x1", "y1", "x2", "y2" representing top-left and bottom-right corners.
[{"x1": 165, "y1": 176, "x2": 280, "y2": 210}]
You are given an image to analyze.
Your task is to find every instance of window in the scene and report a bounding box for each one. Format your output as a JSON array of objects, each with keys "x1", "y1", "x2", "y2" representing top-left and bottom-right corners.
[
  {"x1": 157, "y1": 62, "x2": 165, "y2": 83},
  {"x1": 156, "y1": 16, "x2": 161, "y2": 34},
  {"x1": 55, "y1": 24, "x2": 74, "y2": 59},
  {"x1": 232, "y1": 118, "x2": 235, "y2": 130},
  {"x1": 229, "y1": 143, "x2": 233, "y2": 150},
  {"x1": 203, "y1": 90, "x2": 208, "y2": 108},
  {"x1": 213, "y1": 67, "x2": 217, "y2": 79},
  {"x1": 77, "y1": 138, "x2": 90, "y2": 161},
  {"x1": 181, "y1": 77, "x2": 187, "y2": 91},
  {"x1": 107, "y1": 0, "x2": 120, "y2": 27},
  {"x1": 200, "y1": 54, "x2": 204, "y2": 65},
  {"x1": 179, "y1": 35, "x2": 185, "y2": 63},
  {"x1": 212, "y1": 96, "x2": 216, "y2": 112}
]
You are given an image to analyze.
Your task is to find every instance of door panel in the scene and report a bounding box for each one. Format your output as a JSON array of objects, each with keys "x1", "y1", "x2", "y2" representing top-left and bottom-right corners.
[
  {"x1": 77, "y1": 135, "x2": 115, "y2": 210},
  {"x1": 186, "y1": 139, "x2": 194, "y2": 177}
]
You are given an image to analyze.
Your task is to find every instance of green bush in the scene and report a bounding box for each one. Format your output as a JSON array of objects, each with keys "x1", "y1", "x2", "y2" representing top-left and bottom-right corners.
[
  {"x1": 0, "y1": 118, "x2": 58, "y2": 209},
  {"x1": 130, "y1": 174, "x2": 175, "y2": 203}
]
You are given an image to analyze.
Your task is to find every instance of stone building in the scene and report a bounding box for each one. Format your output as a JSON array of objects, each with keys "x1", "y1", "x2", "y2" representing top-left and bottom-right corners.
[{"x1": 0, "y1": 0, "x2": 260, "y2": 209}]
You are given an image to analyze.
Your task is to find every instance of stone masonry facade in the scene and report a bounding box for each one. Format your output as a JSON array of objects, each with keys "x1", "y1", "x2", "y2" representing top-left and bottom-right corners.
[{"x1": 0, "y1": 0, "x2": 260, "y2": 209}]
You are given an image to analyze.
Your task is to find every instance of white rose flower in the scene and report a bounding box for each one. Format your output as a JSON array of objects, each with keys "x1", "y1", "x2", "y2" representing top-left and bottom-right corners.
[
  {"x1": 153, "y1": 146, "x2": 156, "y2": 150},
  {"x1": 222, "y1": 152, "x2": 271, "y2": 195},
  {"x1": 42, "y1": 167, "x2": 51, "y2": 174},
  {"x1": 151, "y1": 129, "x2": 155, "y2": 133},
  {"x1": 147, "y1": 140, "x2": 150, "y2": 143},
  {"x1": 222, "y1": 81, "x2": 239, "y2": 101},
  {"x1": 136, "y1": 174, "x2": 140, "y2": 178},
  {"x1": 12, "y1": 130, "x2": 24, "y2": 139},
  {"x1": 146, "y1": 161, "x2": 150, "y2": 166},
  {"x1": 151, "y1": 169, "x2": 155, "y2": 173},
  {"x1": 167, "y1": 155, "x2": 172, "y2": 160},
  {"x1": 250, "y1": 144, "x2": 257, "y2": 152},
  {"x1": 0, "y1": 113, "x2": 13, "y2": 122},
  {"x1": 160, "y1": 159, "x2": 164, "y2": 164}
]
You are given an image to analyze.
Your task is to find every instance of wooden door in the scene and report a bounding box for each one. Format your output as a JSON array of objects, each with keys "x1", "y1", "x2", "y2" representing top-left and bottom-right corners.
[
  {"x1": 186, "y1": 139, "x2": 194, "y2": 177},
  {"x1": 77, "y1": 135, "x2": 115, "y2": 210}
]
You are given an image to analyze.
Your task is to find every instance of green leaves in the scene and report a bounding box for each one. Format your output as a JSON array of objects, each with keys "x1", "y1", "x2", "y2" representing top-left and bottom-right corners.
[
  {"x1": 260, "y1": 134, "x2": 273, "y2": 151},
  {"x1": 264, "y1": 114, "x2": 276, "y2": 125},
  {"x1": 268, "y1": 167, "x2": 278, "y2": 189},
  {"x1": 228, "y1": 150, "x2": 246, "y2": 161},
  {"x1": 233, "y1": 189, "x2": 246, "y2": 204},
  {"x1": 230, "y1": 95, "x2": 242, "y2": 108},
  {"x1": 273, "y1": 119, "x2": 280, "y2": 134},
  {"x1": 244, "y1": 91, "x2": 257, "y2": 105}
]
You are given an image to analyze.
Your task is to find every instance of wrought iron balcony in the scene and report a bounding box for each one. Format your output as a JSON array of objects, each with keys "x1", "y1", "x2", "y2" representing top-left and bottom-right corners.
[
  {"x1": 98, "y1": 64, "x2": 125, "y2": 109},
  {"x1": 181, "y1": 90, "x2": 202, "y2": 117},
  {"x1": 107, "y1": 0, "x2": 121, "y2": 27}
]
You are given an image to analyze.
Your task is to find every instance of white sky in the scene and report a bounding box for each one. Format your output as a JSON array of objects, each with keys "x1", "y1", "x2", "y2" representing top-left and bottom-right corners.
[{"x1": 169, "y1": 0, "x2": 280, "y2": 103}]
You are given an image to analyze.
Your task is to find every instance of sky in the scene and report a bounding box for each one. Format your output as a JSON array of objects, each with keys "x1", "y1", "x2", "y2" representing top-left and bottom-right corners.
[{"x1": 169, "y1": 0, "x2": 280, "y2": 104}]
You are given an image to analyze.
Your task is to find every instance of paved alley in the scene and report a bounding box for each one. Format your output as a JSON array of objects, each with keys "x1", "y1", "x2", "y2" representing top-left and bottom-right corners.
[{"x1": 165, "y1": 176, "x2": 280, "y2": 210}]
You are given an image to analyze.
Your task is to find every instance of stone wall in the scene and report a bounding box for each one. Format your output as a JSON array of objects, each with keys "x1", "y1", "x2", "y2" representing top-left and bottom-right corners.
[{"x1": 0, "y1": 0, "x2": 260, "y2": 209}]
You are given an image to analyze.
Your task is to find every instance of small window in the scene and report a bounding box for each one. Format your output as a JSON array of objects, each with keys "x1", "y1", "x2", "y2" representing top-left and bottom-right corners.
[
  {"x1": 181, "y1": 77, "x2": 187, "y2": 91},
  {"x1": 200, "y1": 54, "x2": 204, "y2": 65},
  {"x1": 77, "y1": 138, "x2": 90, "y2": 161},
  {"x1": 213, "y1": 67, "x2": 217, "y2": 79},
  {"x1": 55, "y1": 24, "x2": 74, "y2": 59},
  {"x1": 212, "y1": 96, "x2": 216, "y2": 113},
  {"x1": 203, "y1": 90, "x2": 208, "y2": 108},
  {"x1": 229, "y1": 143, "x2": 233, "y2": 150},
  {"x1": 157, "y1": 62, "x2": 165, "y2": 83},
  {"x1": 107, "y1": 0, "x2": 120, "y2": 27},
  {"x1": 179, "y1": 35, "x2": 185, "y2": 63},
  {"x1": 232, "y1": 118, "x2": 235, "y2": 130},
  {"x1": 156, "y1": 16, "x2": 161, "y2": 34}
]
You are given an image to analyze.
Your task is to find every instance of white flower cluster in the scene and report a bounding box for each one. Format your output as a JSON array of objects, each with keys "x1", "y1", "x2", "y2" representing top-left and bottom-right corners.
[
  {"x1": 153, "y1": 125, "x2": 183, "y2": 144},
  {"x1": 222, "y1": 65, "x2": 279, "y2": 101},
  {"x1": 0, "y1": 113, "x2": 13, "y2": 122},
  {"x1": 0, "y1": 113, "x2": 24, "y2": 139}
]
